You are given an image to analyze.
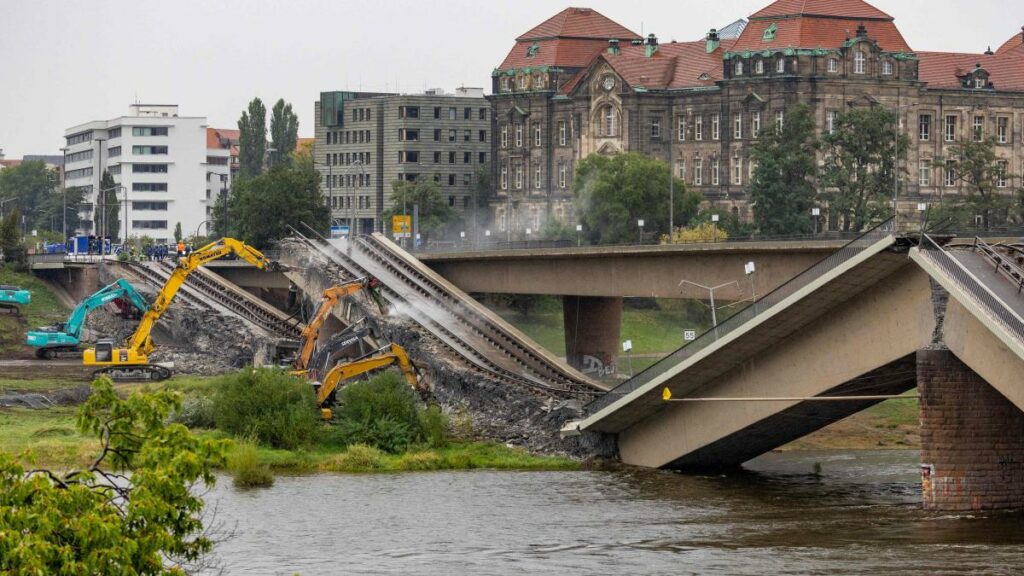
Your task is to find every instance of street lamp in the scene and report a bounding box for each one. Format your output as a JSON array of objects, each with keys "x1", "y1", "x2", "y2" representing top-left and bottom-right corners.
[
  {"x1": 576, "y1": 223, "x2": 583, "y2": 247},
  {"x1": 711, "y1": 213, "x2": 720, "y2": 242},
  {"x1": 744, "y1": 261, "x2": 757, "y2": 313},
  {"x1": 811, "y1": 207, "x2": 821, "y2": 236},
  {"x1": 637, "y1": 219, "x2": 645, "y2": 244},
  {"x1": 679, "y1": 279, "x2": 739, "y2": 339}
]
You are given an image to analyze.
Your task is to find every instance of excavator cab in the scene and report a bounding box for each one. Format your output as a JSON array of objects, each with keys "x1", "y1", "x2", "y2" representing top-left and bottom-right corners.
[{"x1": 93, "y1": 339, "x2": 115, "y2": 363}]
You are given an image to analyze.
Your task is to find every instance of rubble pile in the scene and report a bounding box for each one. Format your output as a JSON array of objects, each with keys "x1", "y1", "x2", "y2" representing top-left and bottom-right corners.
[{"x1": 279, "y1": 239, "x2": 615, "y2": 459}]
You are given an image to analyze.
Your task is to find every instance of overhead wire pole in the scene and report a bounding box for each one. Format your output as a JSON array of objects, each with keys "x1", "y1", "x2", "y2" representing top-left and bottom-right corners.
[{"x1": 678, "y1": 279, "x2": 739, "y2": 339}]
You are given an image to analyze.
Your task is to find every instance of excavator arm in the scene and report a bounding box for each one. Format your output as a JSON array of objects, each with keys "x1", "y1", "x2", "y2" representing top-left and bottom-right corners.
[
  {"x1": 316, "y1": 343, "x2": 420, "y2": 420},
  {"x1": 27, "y1": 279, "x2": 149, "y2": 354},
  {"x1": 294, "y1": 278, "x2": 373, "y2": 372}
]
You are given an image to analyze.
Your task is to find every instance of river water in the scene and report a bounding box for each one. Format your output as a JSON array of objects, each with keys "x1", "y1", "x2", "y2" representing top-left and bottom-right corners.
[{"x1": 202, "y1": 450, "x2": 1024, "y2": 575}]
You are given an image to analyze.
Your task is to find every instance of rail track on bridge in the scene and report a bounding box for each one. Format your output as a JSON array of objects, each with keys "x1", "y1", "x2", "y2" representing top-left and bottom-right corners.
[{"x1": 288, "y1": 228, "x2": 602, "y2": 402}]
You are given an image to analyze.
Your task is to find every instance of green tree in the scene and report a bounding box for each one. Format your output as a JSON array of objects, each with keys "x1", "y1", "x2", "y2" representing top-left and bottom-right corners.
[
  {"x1": 269, "y1": 98, "x2": 299, "y2": 168},
  {"x1": 0, "y1": 378, "x2": 227, "y2": 574},
  {"x1": 238, "y1": 97, "x2": 267, "y2": 179},
  {"x1": 938, "y1": 138, "x2": 1019, "y2": 230},
  {"x1": 750, "y1": 104, "x2": 818, "y2": 235},
  {"x1": 0, "y1": 209, "x2": 25, "y2": 264},
  {"x1": 227, "y1": 163, "x2": 329, "y2": 248},
  {"x1": 173, "y1": 222, "x2": 183, "y2": 242},
  {"x1": 821, "y1": 106, "x2": 909, "y2": 231},
  {"x1": 38, "y1": 185, "x2": 85, "y2": 236},
  {"x1": 93, "y1": 170, "x2": 121, "y2": 240},
  {"x1": 471, "y1": 167, "x2": 492, "y2": 233},
  {"x1": 0, "y1": 160, "x2": 57, "y2": 229},
  {"x1": 572, "y1": 152, "x2": 700, "y2": 244},
  {"x1": 383, "y1": 176, "x2": 460, "y2": 241}
]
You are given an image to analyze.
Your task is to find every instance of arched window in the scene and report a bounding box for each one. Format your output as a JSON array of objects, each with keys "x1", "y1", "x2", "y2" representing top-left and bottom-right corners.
[
  {"x1": 734, "y1": 60, "x2": 744, "y2": 75},
  {"x1": 882, "y1": 60, "x2": 893, "y2": 75},
  {"x1": 755, "y1": 60, "x2": 764, "y2": 74},
  {"x1": 776, "y1": 58, "x2": 785, "y2": 73},
  {"x1": 601, "y1": 106, "x2": 617, "y2": 137},
  {"x1": 854, "y1": 51, "x2": 866, "y2": 74}
]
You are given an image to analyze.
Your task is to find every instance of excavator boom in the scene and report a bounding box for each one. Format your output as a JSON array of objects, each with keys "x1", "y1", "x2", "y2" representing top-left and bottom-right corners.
[
  {"x1": 293, "y1": 278, "x2": 373, "y2": 372},
  {"x1": 315, "y1": 343, "x2": 420, "y2": 420}
]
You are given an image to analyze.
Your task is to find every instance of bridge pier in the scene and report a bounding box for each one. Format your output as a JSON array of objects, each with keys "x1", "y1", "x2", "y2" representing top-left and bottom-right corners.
[
  {"x1": 563, "y1": 296, "x2": 622, "y2": 377},
  {"x1": 919, "y1": 349, "x2": 1024, "y2": 511}
]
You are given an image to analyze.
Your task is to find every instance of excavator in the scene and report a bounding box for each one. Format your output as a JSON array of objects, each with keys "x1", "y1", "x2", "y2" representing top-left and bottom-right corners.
[
  {"x1": 82, "y1": 238, "x2": 276, "y2": 381},
  {"x1": 26, "y1": 278, "x2": 149, "y2": 359},
  {"x1": 0, "y1": 284, "x2": 31, "y2": 316},
  {"x1": 305, "y1": 319, "x2": 375, "y2": 381},
  {"x1": 314, "y1": 342, "x2": 421, "y2": 420},
  {"x1": 292, "y1": 277, "x2": 382, "y2": 374}
]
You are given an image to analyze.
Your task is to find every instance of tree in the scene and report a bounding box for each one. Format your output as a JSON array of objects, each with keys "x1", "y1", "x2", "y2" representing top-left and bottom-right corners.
[
  {"x1": 38, "y1": 185, "x2": 85, "y2": 236},
  {"x1": 269, "y1": 99, "x2": 299, "y2": 168},
  {"x1": 93, "y1": 170, "x2": 121, "y2": 241},
  {"x1": 174, "y1": 222, "x2": 183, "y2": 243},
  {"x1": 0, "y1": 378, "x2": 227, "y2": 574},
  {"x1": 0, "y1": 160, "x2": 57, "y2": 230},
  {"x1": 382, "y1": 176, "x2": 460, "y2": 241},
  {"x1": 471, "y1": 167, "x2": 492, "y2": 234},
  {"x1": 572, "y1": 152, "x2": 700, "y2": 245},
  {"x1": 0, "y1": 209, "x2": 25, "y2": 264},
  {"x1": 938, "y1": 138, "x2": 1019, "y2": 230},
  {"x1": 750, "y1": 104, "x2": 818, "y2": 235},
  {"x1": 821, "y1": 106, "x2": 909, "y2": 231},
  {"x1": 227, "y1": 163, "x2": 329, "y2": 248},
  {"x1": 238, "y1": 97, "x2": 267, "y2": 179}
]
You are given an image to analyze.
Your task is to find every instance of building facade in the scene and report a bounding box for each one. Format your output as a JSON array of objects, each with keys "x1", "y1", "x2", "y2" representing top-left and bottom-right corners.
[
  {"x1": 490, "y1": 2, "x2": 1024, "y2": 232},
  {"x1": 313, "y1": 88, "x2": 491, "y2": 235},
  {"x1": 63, "y1": 104, "x2": 214, "y2": 244}
]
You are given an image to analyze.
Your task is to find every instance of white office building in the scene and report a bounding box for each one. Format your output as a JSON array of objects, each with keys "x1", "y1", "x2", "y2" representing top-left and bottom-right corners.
[{"x1": 63, "y1": 104, "x2": 219, "y2": 244}]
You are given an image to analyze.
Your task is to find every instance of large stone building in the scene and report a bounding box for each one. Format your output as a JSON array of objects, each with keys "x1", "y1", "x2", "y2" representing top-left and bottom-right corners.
[
  {"x1": 313, "y1": 88, "x2": 491, "y2": 235},
  {"x1": 490, "y1": 1, "x2": 1024, "y2": 232}
]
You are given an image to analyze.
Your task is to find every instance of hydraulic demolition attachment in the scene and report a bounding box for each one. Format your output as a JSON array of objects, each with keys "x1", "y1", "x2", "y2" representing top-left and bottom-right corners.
[
  {"x1": 26, "y1": 279, "x2": 149, "y2": 359},
  {"x1": 0, "y1": 284, "x2": 31, "y2": 316},
  {"x1": 82, "y1": 238, "x2": 276, "y2": 381},
  {"x1": 292, "y1": 277, "x2": 381, "y2": 373},
  {"x1": 314, "y1": 343, "x2": 421, "y2": 420}
]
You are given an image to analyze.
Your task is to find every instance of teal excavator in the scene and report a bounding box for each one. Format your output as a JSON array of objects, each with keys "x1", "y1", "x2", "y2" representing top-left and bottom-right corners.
[
  {"x1": 26, "y1": 279, "x2": 149, "y2": 359},
  {"x1": 0, "y1": 285, "x2": 31, "y2": 316}
]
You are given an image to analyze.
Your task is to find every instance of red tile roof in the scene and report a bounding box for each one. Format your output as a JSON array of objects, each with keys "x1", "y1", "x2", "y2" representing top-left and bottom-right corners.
[
  {"x1": 918, "y1": 51, "x2": 1024, "y2": 93},
  {"x1": 575, "y1": 41, "x2": 725, "y2": 92},
  {"x1": 751, "y1": 0, "x2": 892, "y2": 20},
  {"x1": 517, "y1": 7, "x2": 639, "y2": 41},
  {"x1": 995, "y1": 27, "x2": 1024, "y2": 55},
  {"x1": 499, "y1": 8, "x2": 641, "y2": 71},
  {"x1": 736, "y1": 17, "x2": 910, "y2": 52},
  {"x1": 0, "y1": 159, "x2": 23, "y2": 169}
]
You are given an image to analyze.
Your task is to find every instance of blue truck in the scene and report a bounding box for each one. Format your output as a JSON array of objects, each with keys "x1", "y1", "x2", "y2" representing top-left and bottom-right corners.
[{"x1": 26, "y1": 279, "x2": 149, "y2": 359}]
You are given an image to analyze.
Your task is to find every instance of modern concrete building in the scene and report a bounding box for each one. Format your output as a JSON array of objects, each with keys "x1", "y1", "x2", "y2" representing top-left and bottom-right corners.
[
  {"x1": 205, "y1": 127, "x2": 239, "y2": 227},
  {"x1": 490, "y1": 1, "x2": 1024, "y2": 233},
  {"x1": 313, "y1": 88, "x2": 491, "y2": 235},
  {"x1": 63, "y1": 104, "x2": 211, "y2": 244}
]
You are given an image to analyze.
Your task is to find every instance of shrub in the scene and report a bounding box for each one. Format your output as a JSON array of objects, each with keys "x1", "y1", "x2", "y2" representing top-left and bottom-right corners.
[
  {"x1": 397, "y1": 451, "x2": 443, "y2": 471},
  {"x1": 228, "y1": 441, "x2": 274, "y2": 488},
  {"x1": 332, "y1": 371, "x2": 423, "y2": 453},
  {"x1": 418, "y1": 405, "x2": 448, "y2": 449},
  {"x1": 211, "y1": 367, "x2": 318, "y2": 449},
  {"x1": 323, "y1": 444, "x2": 385, "y2": 472},
  {"x1": 171, "y1": 395, "x2": 216, "y2": 429}
]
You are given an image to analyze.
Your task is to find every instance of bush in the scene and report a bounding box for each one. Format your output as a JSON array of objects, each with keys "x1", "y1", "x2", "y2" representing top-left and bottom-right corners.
[
  {"x1": 332, "y1": 370, "x2": 445, "y2": 453},
  {"x1": 171, "y1": 395, "x2": 216, "y2": 429},
  {"x1": 322, "y1": 444, "x2": 385, "y2": 472},
  {"x1": 418, "y1": 405, "x2": 448, "y2": 449},
  {"x1": 397, "y1": 451, "x2": 443, "y2": 471},
  {"x1": 228, "y1": 441, "x2": 274, "y2": 488},
  {"x1": 211, "y1": 367, "x2": 318, "y2": 449}
]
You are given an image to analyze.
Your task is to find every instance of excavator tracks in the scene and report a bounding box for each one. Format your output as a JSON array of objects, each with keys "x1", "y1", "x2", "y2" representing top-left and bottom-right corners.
[
  {"x1": 289, "y1": 230, "x2": 601, "y2": 402},
  {"x1": 93, "y1": 364, "x2": 171, "y2": 382}
]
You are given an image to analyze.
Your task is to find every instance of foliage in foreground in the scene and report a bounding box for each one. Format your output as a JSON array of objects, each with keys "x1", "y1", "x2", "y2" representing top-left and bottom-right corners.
[
  {"x1": 211, "y1": 367, "x2": 319, "y2": 449},
  {"x1": 0, "y1": 378, "x2": 228, "y2": 575},
  {"x1": 332, "y1": 371, "x2": 449, "y2": 453}
]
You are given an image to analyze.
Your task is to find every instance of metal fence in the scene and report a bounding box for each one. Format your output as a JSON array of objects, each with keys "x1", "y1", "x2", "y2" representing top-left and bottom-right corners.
[
  {"x1": 919, "y1": 235, "x2": 1024, "y2": 343},
  {"x1": 410, "y1": 230, "x2": 863, "y2": 255},
  {"x1": 584, "y1": 218, "x2": 897, "y2": 415}
]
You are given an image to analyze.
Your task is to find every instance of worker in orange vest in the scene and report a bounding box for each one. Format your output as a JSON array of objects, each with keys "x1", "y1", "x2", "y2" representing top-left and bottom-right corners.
[{"x1": 176, "y1": 240, "x2": 185, "y2": 258}]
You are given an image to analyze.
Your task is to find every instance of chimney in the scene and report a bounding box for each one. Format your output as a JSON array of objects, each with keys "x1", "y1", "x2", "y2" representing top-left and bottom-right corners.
[
  {"x1": 608, "y1": 38, "x2": 620, "y2": 55},
  {"x1": 706, "y1": 28, "x2": 720, "y2": 53},
  {"x1": 645, "y1": 33, "x2": 659, "y2": 57}
]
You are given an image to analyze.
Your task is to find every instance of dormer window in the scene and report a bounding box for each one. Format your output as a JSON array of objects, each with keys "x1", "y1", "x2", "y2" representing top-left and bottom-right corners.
[
  {"x1": 882, "y1": 60, "x2": 893, "y2": 75},
  {"x1": 854, "y1": 51, "x2": 866, "y2": 74},
  {"x1": 735, "y1": 60, "x2": 744, "y2": 76},
  {"x1": 974, "y1": 76, "x2": 985, "y2": 89},
  {"x1": 776, "y1": 58, "x2": 785, "y2": 73},
  {"x1": 755, "y1": 60, "x2": 764, "y2": 74},
  {"x1": 518, "y1": 75, "x2": 526, "y2": 90},
  {"x1": 828, "y1": 58, "x2": 838, "y2": 73}
]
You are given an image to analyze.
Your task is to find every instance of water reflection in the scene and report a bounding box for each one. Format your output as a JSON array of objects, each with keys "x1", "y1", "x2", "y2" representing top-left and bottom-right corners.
[{"x1": 203, "y1": 450, "x2": 1024, "y2": 575}]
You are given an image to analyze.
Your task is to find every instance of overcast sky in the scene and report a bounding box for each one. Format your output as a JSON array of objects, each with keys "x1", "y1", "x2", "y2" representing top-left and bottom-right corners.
[{"x1": 1, "y1": 0, "x2": 1021, "y2": 158}]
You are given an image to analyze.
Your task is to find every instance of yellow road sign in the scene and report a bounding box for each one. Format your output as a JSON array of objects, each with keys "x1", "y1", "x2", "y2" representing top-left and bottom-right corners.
[{"x1": 392, "y1": 215, "x2": 411, "y2": 237}]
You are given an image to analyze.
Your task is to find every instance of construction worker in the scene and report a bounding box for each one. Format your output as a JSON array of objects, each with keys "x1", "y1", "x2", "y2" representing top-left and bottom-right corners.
[{"x1": 176, "y1": 240, "x2": 185, "y2": 258}]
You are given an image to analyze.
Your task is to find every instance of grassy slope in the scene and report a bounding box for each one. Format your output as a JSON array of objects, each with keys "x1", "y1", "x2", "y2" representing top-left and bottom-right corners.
[{"x1": 0, "y1": 267, "x2": 69, "y2": 354}]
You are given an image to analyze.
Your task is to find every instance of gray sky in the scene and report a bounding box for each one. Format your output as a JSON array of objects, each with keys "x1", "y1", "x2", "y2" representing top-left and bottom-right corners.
[{"x1": 1, "y1": 0, "x2": 1021, "y2": 158}]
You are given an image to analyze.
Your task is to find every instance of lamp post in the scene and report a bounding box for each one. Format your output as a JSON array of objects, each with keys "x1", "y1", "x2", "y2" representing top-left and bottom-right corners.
[
  {"x1": 812, "y1": 207, "x2": 820, "y2": 237},
  {"x1": 679, "y1": 279, "x2": 739, "y2": 339},
  {"x1": 576, "y1": 223, "x2": 582, "y2": 247},
  {"x1": 637, "y1": 219, "x2": 645, "y2": 244},
  {"x1": 711, "y1": 213, "x2": 720, "y2": 242},
  {"x1": 59, "y1": 147, "x2": 68, "y2": 240}
]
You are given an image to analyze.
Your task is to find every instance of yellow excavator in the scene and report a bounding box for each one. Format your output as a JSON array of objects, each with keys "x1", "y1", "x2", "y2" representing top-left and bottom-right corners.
[
  {"x1": 314, "y1": 343, "x2": 421, "y2": 420},
  {"x1": 292, "y1": 277, "x2": 381, "y2": 374},
  {"x1": 83, "y1": 238, "x2": 276, "y2": 381}
]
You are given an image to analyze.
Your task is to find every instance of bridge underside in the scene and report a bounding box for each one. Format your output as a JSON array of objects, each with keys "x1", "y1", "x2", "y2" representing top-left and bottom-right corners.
[{"x1": 666, "y1": 355, "x2": 917, "y2": 469}]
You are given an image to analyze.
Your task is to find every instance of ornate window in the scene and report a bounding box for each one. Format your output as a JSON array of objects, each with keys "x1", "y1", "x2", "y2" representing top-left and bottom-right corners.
[
  {"x1": 997, "y1": 161, "x2": 1009, "y2": 187},
  {"x1": 734, "y1": 60, "x2": 744, "y2": 76},
  {"x1": 997, "y1": 117, "x2": 1009, "y2": 143},
  {"x1": 826, "y1": 111, "x2": 837, "y2": 134},
  {"x1": 500, "y1": 124, "x2": 508, "y2": 148},
  {"x1": 712, "y1": 158, "x2": 720, "y2": 186},
  {"x1": 677, "y1": 117, "x2": 686, "y2": 141},
  {"x1": 534, "y1": 164, "x2": 542, "y2": 189},
  {"x1": 752, "y1": 112, "x2": 761, "y2": 137},
  {"x1": 854, "y1": 51, "x2": 866, "y2": 74},
  {"x1": 732, "y1": 157, "x2": 743, "y2": 185},
  {"x1": 558, "y1": 121, "x2": 567, "y2": 145},
  {"x1": 919, "y1": 159, "x2": 931, "y2": 186},
  {"x1": 694, "y1": 115, "x2": 703, "y2": 140},
  {"x1": 500, "y1": 165, "x2": 508, "y2": 190},
  {"x1": 919, "y1": 115, "x2": 931, "y2": 141},
  {"x1": 973, "y1": 116, "x2": 984, "y2": 141},
  {"x1": 515, "y1": 123, "x2": 523, "y2": 147},
  {"x1": 755, "y1": 60, "x2": 764, "y2": 74},
  {"x1": 599, "y1": 105, "x2": 619, "y2": 137},
  {"x1": 733, "y1": 113, "x2": 742, "y2": 139},
  {"x1": 651, "y1": 117, "x2": 661, "y2": 139},
  {"x1": 711, "y1": 114, "x2": 720, "y2": 140},
  {"x1": 776, "y1": 58, "x2": 785, "y2": 73},
  {"x1": 828, "y1": 58, "x2": 838, "y2": 73},
  {"x1": 533, "y1": 123, "x2": 541, "y2": 147},
  {"x1": 558, "y1": 164, "x2": 567, "y2": 188},
  {"x1": 882, "y1": 60, "x2": 893, "y2": 75},
  {"x1": 694, "y1": 158, "x2": 703, "y2": 185}
]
